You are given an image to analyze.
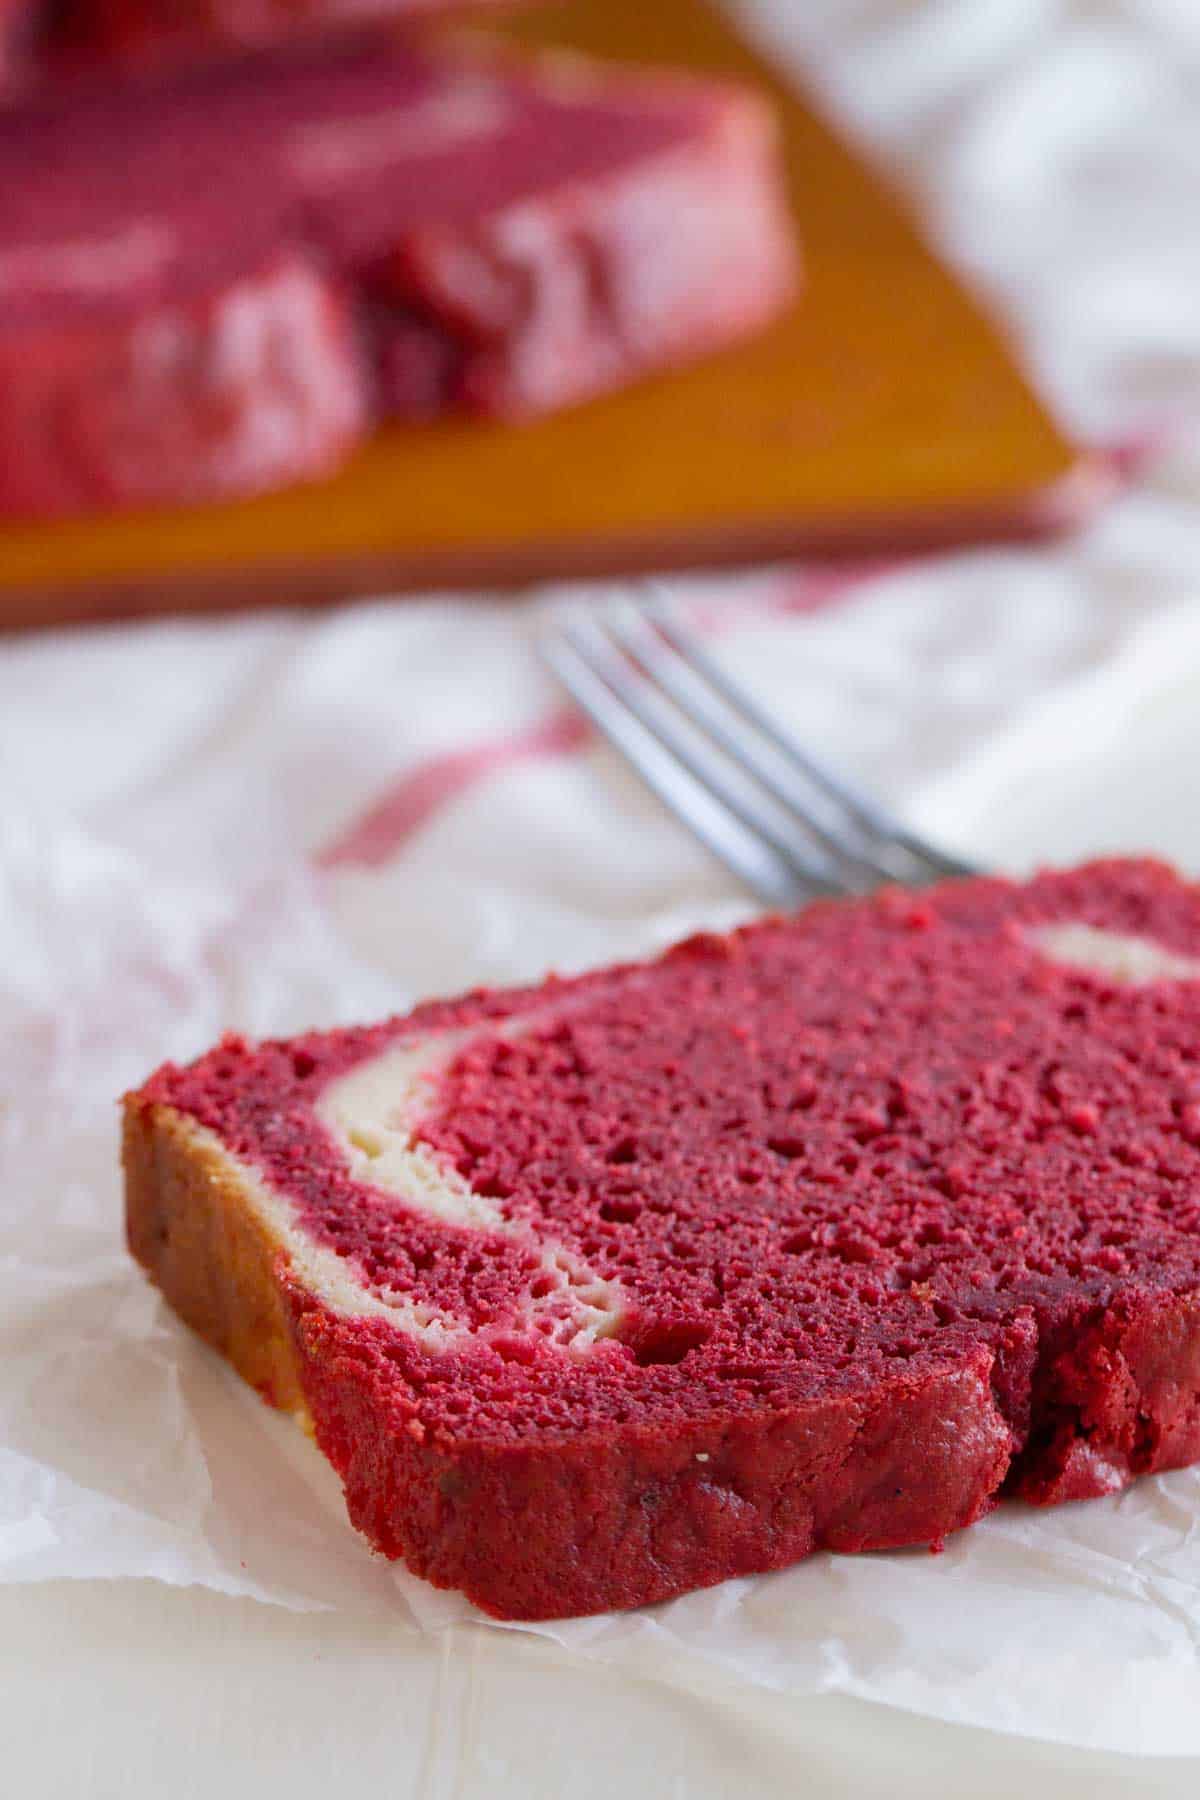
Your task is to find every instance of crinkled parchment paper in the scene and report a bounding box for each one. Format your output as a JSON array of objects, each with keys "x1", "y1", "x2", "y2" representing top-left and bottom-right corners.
[{"x1": 3, "y1": 581, "x2": 1200, "y2": 1755}]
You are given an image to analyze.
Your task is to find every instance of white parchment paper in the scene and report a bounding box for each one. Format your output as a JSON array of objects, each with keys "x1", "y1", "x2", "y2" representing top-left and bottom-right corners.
[{"x1": 4, "y1": 580, "x2": 1200, "y2": 1755}]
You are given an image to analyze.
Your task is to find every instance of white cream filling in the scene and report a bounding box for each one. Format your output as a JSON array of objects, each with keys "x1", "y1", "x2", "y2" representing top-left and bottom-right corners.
[
  {"x1": 311, "y1": 1023, "x2": 624, "y2": 1353},
  {"x1": 199, "y1": 1129, "x2": 470, "y2": 1349},
  {"x1": 287, "y1": 79, "x2": 511, "y2": 183},
  {"x1": 1029, "y1": 922, "x2": 1200, "y2": 985},
  {"x1": 319, "y1": 1035, "x2": 507, "y2": 1234},
  {"x1": 0, "y1": 220, "x2": 174, "y2": 300}
]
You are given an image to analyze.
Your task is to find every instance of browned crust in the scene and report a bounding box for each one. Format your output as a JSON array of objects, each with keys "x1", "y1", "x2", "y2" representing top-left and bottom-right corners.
[{"x1": 122, "y1": 1097, "x2": 311, "y2": 1425}]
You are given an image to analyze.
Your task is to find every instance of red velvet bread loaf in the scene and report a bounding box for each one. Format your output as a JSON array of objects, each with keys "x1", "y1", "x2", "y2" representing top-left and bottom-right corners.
[
  {"x1": 0, "y1": 39, "x2": 798, "y2": 516},
  {"x1": 59, "y1": 0, "x2": 518, "y2": 65},
  {"x1": 124, "y1": 860, "x2": 1200, "y2": 1619}
]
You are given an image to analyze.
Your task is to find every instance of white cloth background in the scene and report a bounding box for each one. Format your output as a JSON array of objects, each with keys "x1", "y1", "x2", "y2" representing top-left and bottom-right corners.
[{"x1": 4, "y1": 0, "x2": 1200, "y2": 1772}]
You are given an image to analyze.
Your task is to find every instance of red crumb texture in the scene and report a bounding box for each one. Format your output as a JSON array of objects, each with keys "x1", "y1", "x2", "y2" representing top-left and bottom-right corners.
[
  {"x1": 0, "y1": 0, "x2": 38, "y2": 84},
  {"x1": 130, "y1": 860, "x2": 1200, "y2": 1618},
  {"x1": 0, "y1": 39, "x2": 797, "y2": 517}
]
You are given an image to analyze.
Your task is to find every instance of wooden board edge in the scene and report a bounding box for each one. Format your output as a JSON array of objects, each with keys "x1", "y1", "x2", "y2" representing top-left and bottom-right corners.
[{"x1": 0, "y1": 448, "x2": 1118, "y2": 633}]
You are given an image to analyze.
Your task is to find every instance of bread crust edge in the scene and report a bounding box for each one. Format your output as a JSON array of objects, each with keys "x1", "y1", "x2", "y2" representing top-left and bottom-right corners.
[{"x1": 123, "y1": 1096, "x2": 312, "y2": 1425}]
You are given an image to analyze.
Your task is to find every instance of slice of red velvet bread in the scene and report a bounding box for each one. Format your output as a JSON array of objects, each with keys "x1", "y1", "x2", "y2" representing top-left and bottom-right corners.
[
  {"x1": 124, "y1": 859, "x2": 1200, "y2": 1620},
  {"x1": 0, "y1": 40, "x2": 797, "y2": 516}
]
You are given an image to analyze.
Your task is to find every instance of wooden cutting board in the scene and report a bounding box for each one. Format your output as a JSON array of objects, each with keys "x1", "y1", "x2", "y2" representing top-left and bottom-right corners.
[{"x1": 0, "y1": 0, "x2": 1104, "y2": 629}]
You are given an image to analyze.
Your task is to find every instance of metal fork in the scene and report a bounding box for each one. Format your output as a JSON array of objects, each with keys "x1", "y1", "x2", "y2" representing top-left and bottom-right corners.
[{"x1": 539, "y1": 592, "x2": 979, "y2": 909}]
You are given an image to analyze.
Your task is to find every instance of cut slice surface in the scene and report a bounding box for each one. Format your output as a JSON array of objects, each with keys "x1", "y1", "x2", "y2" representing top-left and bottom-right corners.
[{"x1": 126, "y1": 859, "x2": 1200, "y2": 1617}]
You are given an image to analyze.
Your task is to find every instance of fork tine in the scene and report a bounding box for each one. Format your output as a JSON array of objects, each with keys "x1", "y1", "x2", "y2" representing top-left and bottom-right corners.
[
  {"x1": 647, "y1": 594, "x2": 979, "y2": 883},
  {"x1": 541, "y1": 593, "x2": 979, "y2": 910},
  {"x1": 540, "y1": 633, "x2": 807, "y2": 910},
  {"x1": 607, "y1": 600, "x2": 895, "y2": 890},
  {"x1": 561, "y1": 613, "x2": 844, "y2": 898}
]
